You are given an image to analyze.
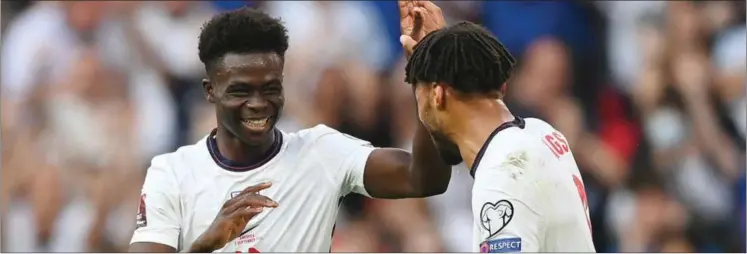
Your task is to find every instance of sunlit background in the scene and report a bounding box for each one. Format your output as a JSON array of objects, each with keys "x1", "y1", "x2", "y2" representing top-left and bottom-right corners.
[{"x1": 1, "y1": 1, "x2": 745, "y2": 252}]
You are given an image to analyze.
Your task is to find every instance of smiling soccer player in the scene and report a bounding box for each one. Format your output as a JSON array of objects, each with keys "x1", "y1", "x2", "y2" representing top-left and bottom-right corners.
[{"x1": 127, "y1": 5, "x2": 455, "y2": 253}]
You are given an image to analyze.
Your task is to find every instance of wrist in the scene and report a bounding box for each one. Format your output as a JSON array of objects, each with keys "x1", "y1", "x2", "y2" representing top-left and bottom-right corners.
[{"x1": 187, "y1": 237, "x2": 217, "y2": 253}]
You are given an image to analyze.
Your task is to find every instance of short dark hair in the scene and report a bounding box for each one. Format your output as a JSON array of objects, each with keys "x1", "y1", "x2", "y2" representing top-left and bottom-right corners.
[
  {"x1": 405, "y1": 21, "x2": 515, "y2": 96},
  {"x1": 198, "y1": 7, "x2": 289, "y2": 73}
]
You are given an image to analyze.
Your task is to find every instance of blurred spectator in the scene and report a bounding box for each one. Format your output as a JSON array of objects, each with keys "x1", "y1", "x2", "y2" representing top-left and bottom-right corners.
[
  {"x1": 1, "y1": 1, "x2": 175, "y2": 251},
  {"x1": 2, "y1": 2, "x2": 111, "y2": 251},
  {"x1": 263, "y1": 1, "x2": 391, "y2": 132},
  {"x1": 597, "y1": 1, "x2": 667, "y2": 93},
  {"x1": 2, "y1": 1, "x2": 107, "y2": 128},
  {"x1": 481, "y1": 1, "x2": 596, "y2": 58},
  {"x1": 607, "y1": 2, "x2": 745, "y2": 252},
  {"x1": 130, "y1": 1, "x2": 216, "y2": 148},
  {"x1": 425, "y1": 165, "x2": 474, "y2": 252},
  {"x1": 712, "y1": 26, "x2": 746, "y2": 140}
]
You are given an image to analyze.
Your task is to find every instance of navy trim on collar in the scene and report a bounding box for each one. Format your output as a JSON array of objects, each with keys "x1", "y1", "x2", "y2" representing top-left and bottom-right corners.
[
  {"x1": 207, "y1": 129, "x2": 283, "y2": 172},
  {"x1": 469, "y1": 117, "x2": 526, "y2": 178}
]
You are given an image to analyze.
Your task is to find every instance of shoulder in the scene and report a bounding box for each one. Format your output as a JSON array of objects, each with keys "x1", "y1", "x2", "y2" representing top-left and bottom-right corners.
[
  {"x1": 474, "y1": 119, "x2": 553, "y2": 184},
  {"x1": 491, "y1": 117, "x2": 561, "y2": 147},
  {"x1": 292, "y1": 124, "x2": 373, "y2": 149},
  {"x1": 522, "y1": 117, "x2": 557, "y2": 132},
  {"x1": 146, "y1": 138, "x2": 209, "y2": 178},
  {"x1": 284, "y1": 125, "x2": 375, "y2": 171}
]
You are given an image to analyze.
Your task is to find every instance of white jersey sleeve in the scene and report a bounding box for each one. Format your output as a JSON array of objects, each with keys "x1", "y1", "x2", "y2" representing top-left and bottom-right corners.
[
  {"x1": 473, "y1": 161, "x2": 544, "y2": 253},
  {"x1": 130, "y1": 155, "x2": 181, "y2": 249},
  {"x1": 307, "y1": 125, "x2": 376, "y2": 197}
]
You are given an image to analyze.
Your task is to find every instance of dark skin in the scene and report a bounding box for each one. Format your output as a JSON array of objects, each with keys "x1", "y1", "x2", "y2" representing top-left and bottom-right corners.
[
  {"x1": 400, "y1": 0, "x2": 464, "y2": 164},
  {"x1": 130, "y1": 2, "x2": 452, "y2": 252}
]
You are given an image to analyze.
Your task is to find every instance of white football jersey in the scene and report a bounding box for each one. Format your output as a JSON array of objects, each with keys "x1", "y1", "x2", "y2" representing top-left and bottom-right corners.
[
  {"x1": 471, "y1": 117, "x2": 596, "y2": 253},
  {"x1": 130, "y1": 124, "x2": 374, "y2": 252}
]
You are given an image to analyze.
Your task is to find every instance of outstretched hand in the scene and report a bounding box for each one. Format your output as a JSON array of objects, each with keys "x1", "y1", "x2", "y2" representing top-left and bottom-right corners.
[
  {"x1": 399, "y1": 1, "x2": 446, "y2": 58},
  {"x1": 188, "y1": 182, "x2": 278, "y2": 252}
]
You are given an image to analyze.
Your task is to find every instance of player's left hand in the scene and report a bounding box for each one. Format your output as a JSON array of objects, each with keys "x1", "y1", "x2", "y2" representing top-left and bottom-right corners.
[
  {"x1": 189, "y1": 182, "x2": 277, "y2": 252},
  {"x1": 399, "y1": 1, "x2": 446, "y2": 57}
]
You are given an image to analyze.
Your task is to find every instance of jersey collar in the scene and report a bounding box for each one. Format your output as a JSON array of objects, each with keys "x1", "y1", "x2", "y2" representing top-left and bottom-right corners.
[
  {"x1": 206, "y1": 128, "x2": 284, "y2": 172},
  {"x1": 469, "y1": 117, "x2": 526, "y2": 178}
]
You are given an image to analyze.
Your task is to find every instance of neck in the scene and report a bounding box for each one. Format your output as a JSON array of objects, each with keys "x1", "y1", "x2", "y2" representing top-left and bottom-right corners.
[
  {"x1": 446, "y1": 99, "x2": 515, "y2": 169},
  {"x1": 214, "y1": 127, "x2": 277, "y2": 165}
]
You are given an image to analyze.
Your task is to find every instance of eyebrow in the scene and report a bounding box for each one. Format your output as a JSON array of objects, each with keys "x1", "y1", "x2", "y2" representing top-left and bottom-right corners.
[{"x1": 227, "y1": 79, "x2": 281, "y2": 88}]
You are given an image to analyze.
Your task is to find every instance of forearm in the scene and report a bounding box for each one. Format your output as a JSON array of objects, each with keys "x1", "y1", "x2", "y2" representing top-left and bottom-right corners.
[
  {"x1": 184, "y1": 242, "x2": 214, "y2": 253},
  {"x1": 408, "y1": 121, "x2": 452, "y2": 197}
]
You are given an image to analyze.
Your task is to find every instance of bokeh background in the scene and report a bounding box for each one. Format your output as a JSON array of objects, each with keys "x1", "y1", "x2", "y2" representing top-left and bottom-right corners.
[{"x1": 0, "y1": 1, "x2": 745, "y2": 253}]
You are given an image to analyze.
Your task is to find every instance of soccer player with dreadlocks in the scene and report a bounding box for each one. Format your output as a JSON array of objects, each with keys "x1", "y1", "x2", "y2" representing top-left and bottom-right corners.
[{"x1": 400, "y1": 1, "x2": 596, "y2": 252}]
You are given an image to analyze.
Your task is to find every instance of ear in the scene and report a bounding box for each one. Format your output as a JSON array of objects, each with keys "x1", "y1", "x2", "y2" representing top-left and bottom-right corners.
[
  {"x1": 432, "y1": 82, "x2": 446, "y2": 110},
  {"x1": 202, "y1": 78, "x2": 215, "y2": 103}
]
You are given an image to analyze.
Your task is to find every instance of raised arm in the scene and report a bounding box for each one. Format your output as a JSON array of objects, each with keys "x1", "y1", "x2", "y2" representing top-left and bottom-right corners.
[
  {"x1": 363, "y1": 123, "x2": 454, "y2": 199},
  {"x1": 360, "y1": 1, "x2": 454, "y2": 199}
]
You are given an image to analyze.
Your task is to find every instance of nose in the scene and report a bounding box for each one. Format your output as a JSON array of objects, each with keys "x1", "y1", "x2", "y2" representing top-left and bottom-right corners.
[{"x1": 244, "y1": 95, "x2": 268, "y2": 112}]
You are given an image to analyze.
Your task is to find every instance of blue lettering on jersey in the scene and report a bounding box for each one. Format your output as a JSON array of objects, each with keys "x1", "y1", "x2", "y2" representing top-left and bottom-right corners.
[{"x1": 480, "y1": 237, "x2": 521, "y2": 253}]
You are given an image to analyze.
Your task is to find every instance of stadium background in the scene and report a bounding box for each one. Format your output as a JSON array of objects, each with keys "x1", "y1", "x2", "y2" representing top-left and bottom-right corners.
[{"x1": 0, "y1": 1, "x2": 744, "y2": 252}]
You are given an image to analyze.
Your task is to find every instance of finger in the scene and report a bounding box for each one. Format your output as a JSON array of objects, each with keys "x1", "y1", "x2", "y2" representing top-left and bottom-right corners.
[
  {"x1": 224, "y1": 194, "x2": 278, "y2": 214},
  {"x1": 419, "y1": 1, "x2": 442, "y2": 15},
  {"x1": 400, "y1": 35, "x2": 418, "y2": 54},
  {"x1": 226, "y1": 207, "x2": 261, "y2": 229},
  {"x1": 243, "y1": 194, "x2": 278, "y2": 207},
  {"x1": 398, "y1": 0, "x2": 414, "y2": 17},
  {"x1": 240, "y1": 182, "x2": 272, "y2": 195},
  {"x1": 413, "y1": 6, "x2": 427, "y2": 19},
  {"x1": 231, "y1": 207, "x2": 265, "y2": 217},
  {"x1": 223, "y1": 182, "x2": 272, "y2": 207},
  {"x1": 240, "y1": 195, "x2": 277, "y2": 209},
  {"x1": 418, "y1": 1, "x2": 446, "y2": 27},
  {"x1": 411, "y1": 7, "x2": 425, "y2": 36},
  {"x1": 231, "y1": 206, "x2": 264, "y2": 219}
]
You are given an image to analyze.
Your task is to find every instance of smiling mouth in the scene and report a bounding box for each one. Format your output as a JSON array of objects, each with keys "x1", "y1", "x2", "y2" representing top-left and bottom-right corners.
[{"x1": 241, "y1": 117, "x2": 271, "y2": 130}]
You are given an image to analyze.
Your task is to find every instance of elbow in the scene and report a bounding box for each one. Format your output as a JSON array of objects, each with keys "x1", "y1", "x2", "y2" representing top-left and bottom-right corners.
[
  {"x1": 422, "y1": 184, "x2": 448, "y2": 197},
  {"x1": 408, "y1": 166, "x2": 451, "y2": 198},
  {"x1": 413, "y1": 180, "x2": 448, "y2": 198}
]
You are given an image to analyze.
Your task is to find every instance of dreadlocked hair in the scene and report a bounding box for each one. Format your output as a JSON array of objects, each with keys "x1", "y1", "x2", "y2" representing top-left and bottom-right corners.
[
  {"x1": 405, "y1": 21, "x2": 516, "y2": 96},
  {"x1": 198, "y1": 7, "x2": 289, "y2": 73}
]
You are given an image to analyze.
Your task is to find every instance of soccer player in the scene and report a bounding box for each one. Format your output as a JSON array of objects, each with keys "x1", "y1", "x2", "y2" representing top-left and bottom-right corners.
[
  {"x1": 127, "y1": 6, "x2": 456, "y2": 253},
  {"x1": 400, "y1": 3, "x2": 597, "y2": 253}
]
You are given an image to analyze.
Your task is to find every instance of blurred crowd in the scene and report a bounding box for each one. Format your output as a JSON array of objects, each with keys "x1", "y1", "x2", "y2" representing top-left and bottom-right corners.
[{"x1": 0, "y1": 1, "x2": 744, "y2": 252}]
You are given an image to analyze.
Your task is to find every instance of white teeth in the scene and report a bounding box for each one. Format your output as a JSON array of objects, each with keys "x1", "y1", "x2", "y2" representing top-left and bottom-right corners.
[{"x1": 243, "y1": 118, "x2": 269, "y2": 128}]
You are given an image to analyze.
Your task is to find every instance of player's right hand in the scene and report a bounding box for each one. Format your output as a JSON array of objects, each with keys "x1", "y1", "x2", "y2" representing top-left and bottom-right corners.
[
  {"x1": 398, "y1": 0, "x2": 446, "y2": 58},
  {"x1": 189, "y1": 182, "x2": 278, "y2": 253}
]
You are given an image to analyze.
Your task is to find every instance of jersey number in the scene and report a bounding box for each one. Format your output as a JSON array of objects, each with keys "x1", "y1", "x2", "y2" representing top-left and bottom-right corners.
[
  {"x1": 542, "y1": 132, "x2": 569, "y2": 158},
  {"x1": 573, "y1": 175, "x2": 592, "y2": 233},
  {"x1": 236, "y1": 248, "x2": 260, "y2": 253},
  {"x1": 543, "y1": 132, "x2": 592, "y2": 232}
]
